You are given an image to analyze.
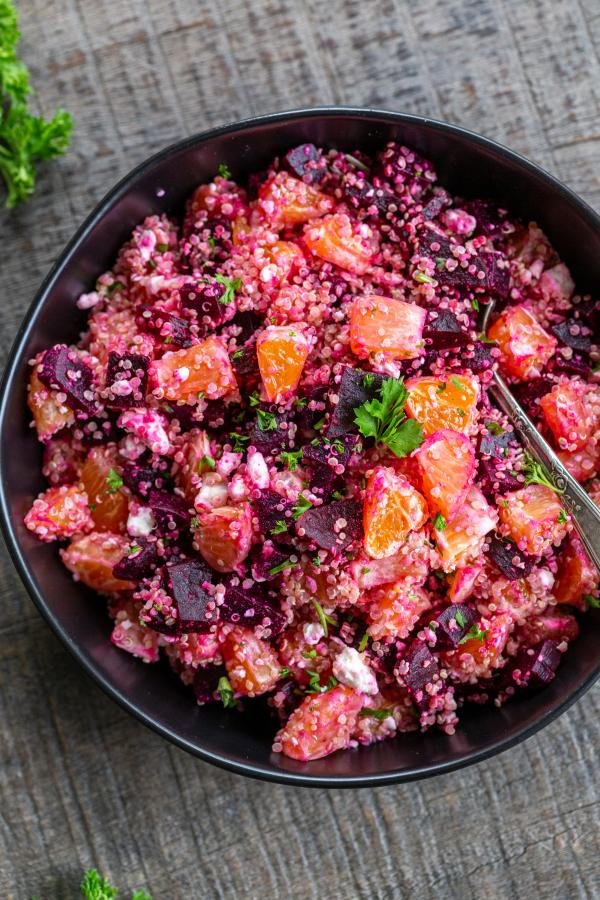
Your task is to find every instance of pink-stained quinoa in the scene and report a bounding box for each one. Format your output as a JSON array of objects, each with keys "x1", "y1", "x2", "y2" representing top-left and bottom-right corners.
[{"x1": 24, "y1": 141, "x2": 600, "y2": 761}]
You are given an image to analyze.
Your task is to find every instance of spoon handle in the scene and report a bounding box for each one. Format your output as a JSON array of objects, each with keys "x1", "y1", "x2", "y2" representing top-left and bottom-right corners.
[{"x1": 489, "y1": 371, "x2": 600, "y2": 571}]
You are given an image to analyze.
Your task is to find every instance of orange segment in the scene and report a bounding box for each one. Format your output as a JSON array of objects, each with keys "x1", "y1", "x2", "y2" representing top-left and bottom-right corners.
[
  {"x1": 24, "y1": 484, "x2": 94, "y2": 542},
  {"x1": 60, "y1": 531, "x2": 134, "y2": 593},
  {"x1": 278, "y1": 684, "x2": 362, "y2": 761},
  {"x1": 150, "y1": 335, "x2": 237, "y2": 403},
  {"x1": 498, "y1": 483, "x2": 568, "y2": 555},
  {"x1": 304, "y1": 213, "x2": 376, "y2": 274},
  {"x1": 540, "y1": 381, "x2": 594, "y2": 452},
  {"x1": 444, "y1": 613, "x2": 513, "y2": 678},
  {"x1": 28, "y1": 366, "x2": 74, "y2": 440},
  {"x1": 416, "y1": 428, "x2": 476, "y2": 521},
  {"x1": 81, "y1": 446, "x2": 129, "y2": 533},
  {"x1": 553, "y1": 533, "x2": 598, "y2": 609},
  {"x1": 222, "y1": 626, "x2": 282, "y2": 695},
  {"x1": 349, "y1": 296, "x2": 427, "y2": 361},
  {"x1": 175, "y1": 430, "x2": 212, "y2": 503},
  {"x1": 258, "y1": 171, "x2": 333, "y2": 226},
  {"x1": 405, "y1": 374, "x2": 480, "y2": 435},
  {"x1": 193, "y1": 504, "x2": 252, "y2": 573},
  {"x1": 366, "y1": 581, "x2": 431, "y2": 642},
  {"x1": 363, "y1": 466, "x2": 428, "y2": 559},
  {"x1": 256, "y1": 324, "x2": 310, "y2": 403},
  {"x1": 434, "y1": 486, "x2": 497, "y2": 571},
  {"x1": 487, "y1": 304, "x2": 556, "y2": 381}
]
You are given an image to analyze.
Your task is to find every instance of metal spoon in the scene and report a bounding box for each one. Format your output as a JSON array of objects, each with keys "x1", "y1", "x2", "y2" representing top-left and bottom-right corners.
[{"x1": 481, "y1": 297, "x2": 600, "y2": 570}]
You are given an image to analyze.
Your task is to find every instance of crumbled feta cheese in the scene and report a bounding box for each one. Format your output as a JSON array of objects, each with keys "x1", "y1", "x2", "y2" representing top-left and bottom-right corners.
[
  {"x1": 303, "y1": 622, "x2": 324, "y2": 646},
  {"x1": 332, "y1": 646, "x2": 378, "y2": 695},
  {"x1": 127, "y1": 506, "x2": 155, "y2": 537},
  {"x1": 195, "y1": 476, "x2": 229, "y2": 510},
  {"x1": 76, "y1": 291, "x2": 101, "y2": 310},
  {"x1": 246, "y1": 449, "x2": 270, "y2": 490},
  {"x1": 118, "y1": 409, "x2": 172, "y2": 456}
]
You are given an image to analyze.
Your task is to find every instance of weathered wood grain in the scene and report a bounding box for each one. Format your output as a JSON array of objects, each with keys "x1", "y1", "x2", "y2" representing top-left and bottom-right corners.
[{"x1": 1, "y1": 0, "x2": 600, "y2": 897}]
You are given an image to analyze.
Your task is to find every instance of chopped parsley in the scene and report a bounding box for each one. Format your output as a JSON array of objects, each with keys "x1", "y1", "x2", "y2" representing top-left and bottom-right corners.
[
  {"x1": 454, "y1": 609, "x2": 467, "y2": 627},
  {"x1": 313, "y1": 416, "x2": 326, "y2": 431},
  {"x1": 106, "y1": 280, "x2": 126, "y2": 297},
  {"x1": 215, "y1": 273, "x2": 242, "y2": 305},
  {"x1": 302, "y1": 649, "x2": 318, "y2": 659},
  {"x1": 450, "y1": 376, "x2": 463, "y2": 390},
  {"x1": 557, "y1": 509, "x2": 568, "y2": 524},
  {"x1": 459, "y1": 624, "x2": 487, "y2": 644},
  {"x1": 270, "y1": 519, "x2": 288, "y2": 535},
  {"x1": 229, "y1": 432, "x2": 249, "y2": 452},
  {"x1": 207, "y1": 235, "x2": 216, "y2": 249},
  {"x1": 359, "y1": 707, "x2": 393, "y2": 720},
  {"x1": 127, "y1": 544, "x2": 142, "y2": 556},
  {"x1": 312, "y1": 554, "x2": 322, "y2": 567},
  {"x1": 191, "y1": 516, "x2": 200, "y2": 529},
  {"x1": 292, "y1": 495, "x2": 313, "y2": 519},
  {"x1": 198, "y1": 455, "x2": 215, "y2": 472},
  {"x1": 257, "y1": 408, "x2": 278, "y2": 431},
  {"x1": 156, "y1": 242, "x2": 169, "y2": 252},
  {"x1": 436, "y1": 382, "x2": 447, "y2": 394},
  {"x1": 414, "y1": 271, "x2": 436, "y2": 284},
  {"x1": 105, "y1": 468, "x2": 123, "y2": 494},
  {"x1": 584, "y1": 594, "x2": 600, "y2": 609},
  {"x1": 523, "y1": 451, "x2": 565, "y2": 494},
  {"x1": 147, "y1": 258, "x2": 157, "y2": 270},
  {"x1": 279, "y1": 448, "x2": 302, "y2": 471},
  {"x1": 332, "y1": 489, "x2": 344, "y2": 500},
  {"x1": 80, "y1": 869, "x2": 119, "y2": 900},
  {"x1": 279, "y1": 666, "x2": 291, "y2": 679},
  {"x1": 305, "y1": 671, "x2": 338, "y2": 694},
  {"x1": 353, "y1": 376, "x2": 423, "y2": 459},
  {"x1": 268, "y1": 558, "x2": 297, "y2": 576},
  {"x1": 249, "y1": 391, "x2": 260, "y2": 407},
  {"x1": 311, "y1": 597, "x2": 335, "y2": 637},
  {"x1": 217, "y1": 162, "x2": 231, "y2": 179},
  {"x1": 363, "y1": 372, "x2": 375, "y2": 390},
  {"x1": 357, "y1": 632, "x2": 370, "y2": 652},
  {"x1": 485, "y1": 421, "x2": 504, "y2": 436},
  {"x1": 294, "y1": 396, "x2": 308, "y2": 409},
  {"x1": 433, "y1": 513, "x2": 447, "y2": 531},
  {"x1": 471, "y1": 298, "x2": 480, "y2": 312},
  {"x1": 435, "y1": 257, "x2": 446, "y2": 270},
  {"x1": 217, "y1": 675, "x2": 238, "y2": 708}
]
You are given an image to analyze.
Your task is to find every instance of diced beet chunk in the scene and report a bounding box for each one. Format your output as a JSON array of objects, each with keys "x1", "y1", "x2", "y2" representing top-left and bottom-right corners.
[
  {"x1": 38, "y1": 345, "x2": 96, "y2": 413},
  {"x1": 220, "y1": 582, "x2": 286, "y2": 634},
  {"x1": 180, "y1": 281, "x2": 226, "y2": 334},
  {"x1": 327, "y1": 367, "x2": 383, "y2": 438},
  {"x1": 282, "y1": 143, "x2": 326, "y2": 183},
  {"x1": 193, "y1": 665, "x2": 226, "y2": 704},
  {"x1": 463, "y1": 340, "x2": 495, "y2": 374},
  {"x1": 149, "y1": 489, "x2": 191, "y2": 530},
  {"x1": 253, "y1": 491, "x2": 294, "y2": 536},
  {"x1": 397, "y1": 640, "x2": 440, "y2": 709},
  {"x1": 164, "y1": 559, "x2": 214, "y2": 631},
  {"x1": 423, "y1": 310, "x2": 471, "y2": 349},
  {"x1": 248, "y1": 406, "x2": 293, "y2": 454},
  {"x1": 122, "y1": 461, "x2": 172, "y2": 498},
  {"x1": 137, "y1": 307, "x2": 193, "y2": 348},
  {"x1": 223, "y1": 309, "x2": 263, "y2": 344},
  {"x1": 550, "y1": 319, "x2": 592, "y2": 352},
  {"x1": 462, "y1": 198, "x2": 508, "y2": 238},
  {"x1": 296, "y1": 499, "x2": 362, "y2": 550},
  {"x1": 113, "y1": 538, "x2": 160, "y2": 581},
  {"x1": 514, "y1": 377, "x2": 553, "y2": 419},
  {"x1": 478, "y1": 422, "x2": 517, "y2": 458},
  {"x1": 302, "y1": 433, "x2": 360, "y2": 470},
  {"x1": 421, "y1": 189, "x2": 451, "y2": 221},
  {"x1": 434, "y1": 604, "x2": 478, "y2": 649},
  {"x1": 549, "y1": 353, "x2": 591, "y2": 379},
  {"x1": 342, "y1": 173, "x2": 395, "y2": 216},
  {"x1": 295, "y1": 386, "x2": 328, "y2": 434},
  {"x1": 105, "y1": 351, "x2": 149, "y2": 408},
  {"x1": 487, "y1": 534, "x2": 536, "y2": 580},
  {"x1": 75, "y1": 410, "x2": 120, "y2": 446},
  {"x1": 251, "y1": 542, "x2": 293, "y2": 581},
  {"x1": 478, "y1": 457, "x2": 522, "y2": 501},
  {"x1": 509, "y1": 640, "x2": 562, "y2": 688},
  {"x1": 231, "y1": 342, "x2": 259, "y2": 378}
]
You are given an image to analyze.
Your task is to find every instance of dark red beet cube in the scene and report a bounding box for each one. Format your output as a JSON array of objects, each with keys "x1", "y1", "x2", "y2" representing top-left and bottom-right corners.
[
  {"x1": 231, "y1": 342, "x2": 259, "y2": 378},
  {"x1": 122, "y1": 461, "x2": 172, "y2": 498},
  {"x1": 104, "y1": 351, "x2": 149, "y2": 408},
  {"x1": 327, "y1": 367, "x2": 383, "y2": 438},
  {"x1": 164, "y1": 559, "x2": 215, "y2": 631},
  {"x1": 487, "y1": 534, "x2": 536, "y2": 581},
  {"x1": 149, "y1": 489, "x2": 191, "y2": 531},
  {"x1": 282, "y1": 143, "x2": 326, "y2": 184},
  {"x1": 253, "y1": 491, "x2": 294, "y2": 536},
  {"x1": 423, "y1": 310, "x2": 471, "y2": 349},
  {"x1": 251, "y1": 542, "x2": 294, "y2": 581},
  {"x1": 434, "y1": 604, "x2": 478, "y2": 649},
  {"x1": 551, "y1": 319, "x2": 592, "y2": 352},
  {"x1": 113, "y1": 538, "x2": 160, "y2": 581},
  {"x1": 342, "y1": 172, "x2": 395, "y2": 216},
  {"x1": 296, "y1": 499, "x2": 362, "y2": 551},
  {"x1": 510, "y1": 640, "x2": 562, "y2": 688},
  {"x1": 137, "y1": 307, "x2": 193, "y2": 348},
  {"x1": 220, "y1": 582, "x2": 287, "y2": 634},
  {"x1": 193, "y1": 665, "x2": 225, "y2": 704},
  {"x1": 248, "y1": 407, "x2": 293, "y2": 454},
  {"x1": 549, "y1": 353, "x2": 591, "y2": 379},
  {"x1": 462, "y1": 198, "x2": 508, "y2": 238},
  {"x1": 74, "y1": 410, "x2": 120, "y2": 446},
  {"x1": 463, "y1": 341, "x2": 495, "y2": 374},
  {"x1": 295, "y1": 386, "x2": 328, "y2": 435},
  {"x1": 302, "y1": 433, "x2": 360, "y2": 470},
  {"x1": 38, "y1": 345, "x2": 96, "y2": 414},
  {"x1": 421, "y1": 189, "x2": 451, "y2": 221},
  {"x1": 514, "y1": 377, "x2": 553, "y2": 418},
  {"x1": 478, "y1": 422, "x2": 517, "y2": 458},
  {"x1": 396, "y1": 640, "x2": 440, "y2": 709},
  {"x1": 180, "y1": 281, "x2": 226, "y2": 335}
]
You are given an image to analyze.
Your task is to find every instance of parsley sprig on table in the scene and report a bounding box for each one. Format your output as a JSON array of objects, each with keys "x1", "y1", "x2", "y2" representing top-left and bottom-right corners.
[
  {"x1": 0, "y1": 0, "x2": 72, "y2": 207},
  {"x1": 80, "y1": 868, "x2": 151, "y2": 900},
  {"x1": 353, "y1": 377, "x2": 423, "y2": 458}
]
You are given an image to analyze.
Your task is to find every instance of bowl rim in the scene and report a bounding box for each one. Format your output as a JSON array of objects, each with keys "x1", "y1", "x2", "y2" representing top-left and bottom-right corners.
[{"x1": 2, "y1": 105, "x2": 600, "y2": 787}]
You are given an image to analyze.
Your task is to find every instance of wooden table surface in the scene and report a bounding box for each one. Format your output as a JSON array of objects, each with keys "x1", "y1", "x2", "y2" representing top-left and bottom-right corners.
[{"x1": 1, "y1": 1, "x2": 600, "y2": 897}]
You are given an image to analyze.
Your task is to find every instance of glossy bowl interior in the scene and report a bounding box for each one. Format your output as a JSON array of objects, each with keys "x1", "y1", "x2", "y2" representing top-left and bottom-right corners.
[{"x1": 1, "y1": 108, "x2": 599, "y2": 787}]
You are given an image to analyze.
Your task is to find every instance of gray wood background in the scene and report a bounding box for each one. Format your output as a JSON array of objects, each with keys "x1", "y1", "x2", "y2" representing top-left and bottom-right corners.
[{"x1": 1, "y1": 0, "x2": 599, "y2": 897}]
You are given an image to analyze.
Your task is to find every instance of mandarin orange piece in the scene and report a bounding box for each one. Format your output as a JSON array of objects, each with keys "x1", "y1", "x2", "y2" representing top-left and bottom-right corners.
[
  {"x1": 175, "y1": 430, "x2": 213, "y2": 504},
  {"x1": 556, "y1": 445, "x2": 600, "y2": 482},
  {"x1": 150, "y1": 335, "x2": 237, "y2": 403},
  {"x1": 498, "y1": 483, "x2": 567, "y2": 555},
  {"x1": 366, "y1": 581, "x2": 432, "y2": 642},
  {"x1": 487, "y1": 304, "x2": 556, "y2": 381},
  {"x1": 222, "y1": 626, "x2": 282, "y2": 695},
  {"x1": 434, "y1": 487, "x2": 497, "y2": 571},
  {"x1": 363, "y1": 466, "x2": 428, "y2": 559},
  {"x1": 540, "y1": 381, "x2": 595, "y2": 452},
  {"x1": 258, "y1": 171, "x2": 333, "y2": 226},
  {"x1": 262, "y1": 240, "x2": 305, "y2": 283},
  {"x1": 256, "y1": 324, "x2": 310, "y2": 403},
  {"x1": 60, "y1": 531, "x2": 134, "y2": 593},
  {"x1": 193, "y1": 504, "x2": 252, "y2": 573},
  {"x1": 416, "y1": 428, "x2": 476, "y2": 521},
  {"x1": 28, "y1": 366, "x2": 74, "y2": 441},
  {"x1": 443, "y1": 612, "x2": 513, "y2": 680},
  {"x1": 349, "y1": 295, "x2": 427, "y2": 361},
  {"x1": 405, "y1": 374, "x2": 479, "y2": 436},
  {"x1": 552, "y1": 533, "x2": 598, "y2": 609},
  {"x1": 304, "y1": 212, "x2": 376, "y2": 274},
  {"x1": 81, "y1": 446, "x2": 129, "y2": 533},
  {"x1": 24, "y1": 484, "x2": 94, "y2": 542},
  {"x1": 277, "y1": 684, "x2": 363, "y2": 761}
]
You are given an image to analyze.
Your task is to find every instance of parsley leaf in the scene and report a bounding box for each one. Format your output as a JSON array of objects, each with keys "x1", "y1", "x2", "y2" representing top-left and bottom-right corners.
[
  {"x1": 523, "y1": 451, "x2": 565, "y2": 494},
  {"x1": 353, "y1": 377, "x2": 423, "y2": 458},
  {"x1": 557, "y1": 508, "x2": 568, "y2": 524},
  {"x1": 357, "y1": 632, "x2": 370, "y2": 652},
  {"x1": 311, "y1": 597, "x2": 335, "y2": 637},
  {"x1": 279, "y1": 448, "x2": 302, "y2": 471},
  {"x1": 454, "y1": 609, "x2": 467, "y2": 627},
  {"x1": 105, "y1": 468, "x2": 123, "y2": 494},
  {"x1": 229, "y1": 432, "x2": 249, "y2": 452},
  {"x1": 359, "y1": 707, "x2": 393, "y2": 720},
  {"x1": 268, "y1": 558, "x2": 297, "y2": 576},
  {"x1": 217, "y1": 675, "x2": 238, "y2": 708},
  {"x1": 485, "y1": 421, "x2": 504, "y2": 436},
  {"x1": 291, "y1": 495, "x2": 312, "y2": 519},
  {"x1": 127, "y1": 544, "x2": 142, "y2": 556},
  {"x1": 257, "y1": 408, "x2": 278, "y2": 431},
  {"x1": 214, "y1": 273, "x2": 242, "y2": 305},
  {"x1": 433, "y1": 513, "x2": 447, "y2": 531},
  {"x1": 279, "y1": 666, "x2": 291, "y2": 679},
  {"x1": 197, "y1": 455, "x2": 215, "y2": 472},
  {"x1": 584, "y1": 594, "x2": 600, "y2": 609},
  {"x1": 459, "y1": 624, "x2": 487, "y2": 644},
  {"x1": 217, "y1": 162, "x2": 231, "y2": 179},
  {"x1": 302, "y1": 649, "x2": 318, "y2": 659},
  {"x1": 414, "y1": 271, "x2": 436, "y2": 284},
  {"x1": 270, "y1": 519, "x2": 288, "y2": 535},
  {"x1": 305, "y1": 671, "x2": 338, "y2": 694},
  {"x1": 80, "y1": 869, "x2": 118, "y2": 900}
]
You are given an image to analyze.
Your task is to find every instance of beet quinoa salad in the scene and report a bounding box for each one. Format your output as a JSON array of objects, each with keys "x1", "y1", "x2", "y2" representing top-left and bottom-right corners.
[{"x1": 23, "y1": 141, "x2": 600, "y2": 762}]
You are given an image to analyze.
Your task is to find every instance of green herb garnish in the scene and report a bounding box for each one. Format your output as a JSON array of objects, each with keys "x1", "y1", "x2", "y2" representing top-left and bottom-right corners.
[
  {"x1": 106, "y1": 280, "x2": 126, "y2": 297},
  {"x1": 302, "y1": 649, "x2": 318, "y2": 659},
  {"x1": 557, "y1": 509, "x2": 568, "y2": 524},
  {"x1": 280, "y1": 666, "x2": 291, "y2": 679},
  {"x1": 433, "y1": 513, "x2": 447, "y2": 531},
  {"x1": 485, "y1": 421, "x2": 504, "y2": 436},
  {"x1": 268, "y1": 558, "x2": 297, "y2": 576},
  {"x1": 156, "y1": 242, "x2": 169, "y2": 252},
  {"x1": 450, "y1": 376, "x2": 463, "y2": 390},
  {"x1": 311, "y1": 597, "x2": 335, "y2": 637},
  {"x1": 292, "y1": 495, "x2": 313, "y2": 519},
  {"x1": 454, "y1": 609, "x2": 467, "y2": 627},
  {"x1": 217, "y1": 675, "x2": 238, "y2": 709},
  {"x1": 414, "y1": 271, "x2": 436, "y2": 284},
  {"x1": 198, "y1": 455, "x2": 216, "y2": 472},
  {"x1": 523, "y1": 451, "x2": 565, "y2": 494},
  {"x1": 359, "y1": 708, "x2": 393, "y2": 720},
  {"x1": 127, "y1": 544, "x2": 142, "y2": 556},
  {"x1": 215, "y1": 273, "x2": 242, "y2": 305},
  {"x1": 279, "y1": 448, "x2": 302, "y2": 471},
  {"x1": 471, "y1": 298, "x2": 480, "y2": 312},
  {"x1": 459, "y1": 624, "x2": 487, "y2": 644},
  {"x1": 80, "y1": 869, "x2": 119, "y2": 900},
  {"x1": 305, "y1": 671, "x2": 338, "y2": 694},
  {"x1": 229, "y1": 432, "x2": 249, "y2": 452},
  {"x1": 353, "y1": 377, "x2": 423, "y2": 459},
  {"x1": 105, "y1": 468, "x2": 123, "y2": 494},
  {"x1": 257, "y1": 408, "x2": 278, "y2": 431},
  {"x1": 357, "y1": 632, "x2": 370, "y2": 652},
  {"x1": 217, "y1": 162, "x2": 231, "y2": 179},
  {"x1": 270, "y1": 519, "x2": 288, "y2": 535},
  {"x1": 584, "y1": 594, "x2": 600, "y2": 609}
]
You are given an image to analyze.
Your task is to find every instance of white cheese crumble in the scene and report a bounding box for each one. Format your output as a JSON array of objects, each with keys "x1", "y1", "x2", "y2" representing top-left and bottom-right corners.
[{"x1": 332, "y1": 646, "x2": 378, "y2": 695}]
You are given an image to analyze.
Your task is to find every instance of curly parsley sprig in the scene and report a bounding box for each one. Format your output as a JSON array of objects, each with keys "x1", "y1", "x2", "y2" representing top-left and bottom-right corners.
[
  {"x1": 523, "y1": 451, "x2": 565, "y2": 495},
  {"x1": 353, "y1": 376, "x2": 423, "y2": 458}
]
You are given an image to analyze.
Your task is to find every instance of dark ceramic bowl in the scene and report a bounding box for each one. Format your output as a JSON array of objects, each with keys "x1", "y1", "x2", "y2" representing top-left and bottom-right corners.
[{"x1": 1, "y1": 108, "x2": 599, "y2": 787}]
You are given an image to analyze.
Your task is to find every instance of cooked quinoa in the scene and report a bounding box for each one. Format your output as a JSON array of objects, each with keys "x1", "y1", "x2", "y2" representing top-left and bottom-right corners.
[{"x1": 24, "y1": 141, "x2": 600, "y2": 761}]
